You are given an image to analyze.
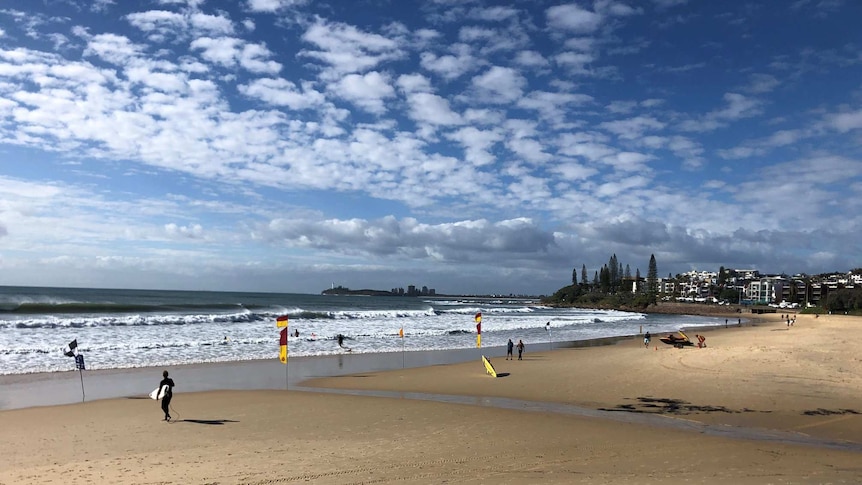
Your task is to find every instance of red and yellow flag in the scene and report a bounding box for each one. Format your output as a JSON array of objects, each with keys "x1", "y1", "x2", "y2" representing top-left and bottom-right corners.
[
  {"x1": 475, "y1": 313, "x2": 482, "y2": 348},
  {"x1": 279, "y1": 328, "x2": 288, "y2": 364},
  {"x1": 276, "y1": 315, "x2": 289, "y2": 328},
  {"x1": 399, "y1": 327, "x2": 404, "y2": 338}
]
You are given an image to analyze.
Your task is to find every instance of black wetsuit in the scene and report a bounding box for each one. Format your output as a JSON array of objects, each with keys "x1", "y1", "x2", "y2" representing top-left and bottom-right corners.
[{"x1": 159, "y1": 377, "x2": 175, "y2": 420}]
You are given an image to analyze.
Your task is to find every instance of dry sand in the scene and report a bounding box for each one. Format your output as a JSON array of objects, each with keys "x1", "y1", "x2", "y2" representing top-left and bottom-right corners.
[{"x1": 2, "y1": 312, "x2": 861, "y2": 484}]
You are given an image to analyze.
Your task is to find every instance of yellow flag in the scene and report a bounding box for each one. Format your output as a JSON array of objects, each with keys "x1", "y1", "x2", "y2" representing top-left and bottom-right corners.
[
  {"x1": 279, "y1": 328, "x2": 288, "y2": 364},
  {"x1": 399, "y1": 328, "x2": 404, "y2": 338}
]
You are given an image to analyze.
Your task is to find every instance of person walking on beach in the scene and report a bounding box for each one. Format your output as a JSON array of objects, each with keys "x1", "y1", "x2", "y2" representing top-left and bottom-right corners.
[
  {"x1": 516, "y1": 339, "x2": 525, "y2": 360},
  {"x1": 644, "y1": 331, "x2": 651, "y2": 348},
  {"x1": 158, "y1": 370, "x2": 175, "y2": 422},
  {"x1": 506, "y1": 339, "x2": 514, "y2": 360}
]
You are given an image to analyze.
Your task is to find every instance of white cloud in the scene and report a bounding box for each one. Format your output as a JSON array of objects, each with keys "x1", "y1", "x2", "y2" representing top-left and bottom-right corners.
[
  {"x1": 332, "y1": 71, "x2": 396, "y2": 114},
  {"x1": 513, "y1": 50, "x2": 548, "y2": 68},
  {"x1": 467, "y1": 6, "x2": 520, "y2": 22},
  {"x1": 599, "y1": 116, "x2": 665, "y2": 139},
  {"x1": 190, "y1": 37, "x2": 282, "y2": 73},
  {"x1": 517, "y1": 90, "x2": 593, "y2": 124},
  {"x1": 828, "y1": 109, "x2": 862, "y2": 133},
  {"x1": 446, "y1": 126, "x2": 502, "y2": 166},
  {"x1": 403, "y1": 92, "x2": 463, "y2": 126},
  {"x1": 190, "y1": 13, "x2": 236, "y2": 35},
  {"x1": 594, "y1": 0, "x2": 642, "y2": 17},
  {"x1": 165, "y1": 223, "x2": 205, "y2": 239},
  {"x1": 301, "y1": 18, "x2": 404, "y2": 80},
  {"x1": 239, "y1": 77, "x2": 325, "y2": 109},
  {"x1": 263, "y1": 216, "x2": 556, "y2": 258},
  {"x1": 546, "y1": 4, "x2": 603, "y2": 33},
  {"x1": 554, "y1": 51, "x2": 595, "y2": 74},
  {"x1": 82, "y1": 33, "x2": 145, "y2": 65},
  {"x1": 652, "y1": 0, "x2": 688, "y2": 8},
  {"x1": 420, "y1": 43, "x2": 477, "y2": 81},
  {"x1": 246, "y1": 0, "x2": 309, "y2": 12},
  {"x1": 744, "y1": 73, "x2": 780, "y2": 94},
  {"x1": 470, "y1": 66, "x2": 526, "y2": 103},
  {"x1": 678, "y1": 93, "x2": 763, "y2": 132},
  {"x1": 126, "y1": 10, "x2": 187, "y2": 41}
]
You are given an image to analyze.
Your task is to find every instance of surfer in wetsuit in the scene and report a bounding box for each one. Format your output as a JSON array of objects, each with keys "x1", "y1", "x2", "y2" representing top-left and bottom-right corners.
[
  {"x1": 337, "y1": 334, "x2": 344, "y2": 347},
  {"x1": 159, "y1": 370, "x2": 175, "y2": 421}
]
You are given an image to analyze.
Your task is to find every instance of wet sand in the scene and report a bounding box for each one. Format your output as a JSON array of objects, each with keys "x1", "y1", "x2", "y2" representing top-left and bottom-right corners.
[{"x1": 2, "y1": 312, "x2": 861, "y2": 484}]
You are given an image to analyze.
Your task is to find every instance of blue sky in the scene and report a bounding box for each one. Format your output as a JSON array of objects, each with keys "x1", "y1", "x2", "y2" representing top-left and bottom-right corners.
[{"x1": 0, "y1": 0, "x2": 860, "y2": 295}]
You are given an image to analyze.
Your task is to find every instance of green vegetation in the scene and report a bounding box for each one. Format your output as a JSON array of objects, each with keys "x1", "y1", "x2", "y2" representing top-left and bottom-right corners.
[{"x1": 543, "y1": 253, "x2": 657, "y2": 310}]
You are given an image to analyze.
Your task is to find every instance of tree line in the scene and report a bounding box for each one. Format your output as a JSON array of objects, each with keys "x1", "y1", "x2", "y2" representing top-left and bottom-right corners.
[{"x1": 545, "y1": 253, "x2": 659, "y2": 310}]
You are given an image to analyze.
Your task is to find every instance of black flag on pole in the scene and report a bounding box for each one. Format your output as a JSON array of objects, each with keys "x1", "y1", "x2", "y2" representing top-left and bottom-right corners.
[{"x1": 63, "y1": 339, "x2": 78, "y2": 357}]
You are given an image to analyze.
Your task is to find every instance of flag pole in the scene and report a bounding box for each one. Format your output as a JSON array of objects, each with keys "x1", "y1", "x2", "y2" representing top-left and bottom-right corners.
[
  {"x1": 78, "y1": 367, "x2": 85, "y2": 402},
  {"x1": 284, "y1": 326, "x2": 290, "y2": 391},
  {"x1": 277, "y1": 316, "x2": 289, "y2": 390},
  {"x1": 401, "y1": 332, "x2": 405, "y2": 368}
]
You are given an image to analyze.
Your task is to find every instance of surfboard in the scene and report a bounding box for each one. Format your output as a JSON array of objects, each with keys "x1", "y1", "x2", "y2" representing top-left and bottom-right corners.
[
  {"x1": 149, "y1": 384, "x2": 169, "y2": 400},
  {"x1": 482, "y1": 355, "x2": 497, "y2": 378}
]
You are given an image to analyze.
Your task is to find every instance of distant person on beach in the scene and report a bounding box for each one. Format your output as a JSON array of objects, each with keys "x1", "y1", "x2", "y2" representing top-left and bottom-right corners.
[
  {"x1": 337, "y1": 334, "x2": 344, "y2": 347},
  {"x1": 516, "y1": 339, "x2": 525, "y2": 360},
  {"x1": 294, "y1": 329, "x2": 299, "y2": 338},
  {"x1": 158, "y1": 370, "x2": 175, "y2": 422},
  {"x1": 507, "y1": 339, "x2": 514, "y2": 360},
  {"x1": 644, "y1": 332, "x2": 651, "y2": 348}
]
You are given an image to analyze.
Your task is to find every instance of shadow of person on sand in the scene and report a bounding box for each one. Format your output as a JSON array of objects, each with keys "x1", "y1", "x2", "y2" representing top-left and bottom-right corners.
[{"x1": 180, "y1": 419, "x2": 239, "y2": 425}]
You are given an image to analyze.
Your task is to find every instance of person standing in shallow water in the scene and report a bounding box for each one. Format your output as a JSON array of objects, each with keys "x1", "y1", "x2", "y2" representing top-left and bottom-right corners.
[
  {"x1": 516, "y1": 339, "x2": 525, "y2": 360},
  {"x1": 506, "y1": 339, "x2": 514, "y2": 360},
  {"x1": 158, "y1": 370, "x2": 175, "y2": 422}
]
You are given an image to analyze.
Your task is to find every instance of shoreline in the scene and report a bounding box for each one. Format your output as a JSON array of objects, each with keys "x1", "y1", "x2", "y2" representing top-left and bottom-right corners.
[{"x1": 0, "y1": 308, "x2": 756, "y2": 410}]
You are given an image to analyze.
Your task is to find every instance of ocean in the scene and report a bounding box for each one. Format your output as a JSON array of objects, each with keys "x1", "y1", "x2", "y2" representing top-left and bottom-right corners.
[{"x1": 0, "y1": 286, "x2": 728, "y2": 376}]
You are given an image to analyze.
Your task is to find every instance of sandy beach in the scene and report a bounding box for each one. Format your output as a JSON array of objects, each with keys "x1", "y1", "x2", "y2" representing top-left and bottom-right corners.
[{"x1": 2, "y1": 311, "x2": 861, "y2": 484}]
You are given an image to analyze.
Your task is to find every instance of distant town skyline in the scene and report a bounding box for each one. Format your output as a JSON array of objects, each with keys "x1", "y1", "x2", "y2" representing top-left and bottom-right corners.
[{"x1": 1, "y1": 1, "x2": 861, "y2": 296}]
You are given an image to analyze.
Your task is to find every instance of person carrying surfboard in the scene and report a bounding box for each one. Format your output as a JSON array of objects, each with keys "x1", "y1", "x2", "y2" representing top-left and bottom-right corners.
[{"x1": 158, "y1": 370, "x2": 175, "y2": 422}]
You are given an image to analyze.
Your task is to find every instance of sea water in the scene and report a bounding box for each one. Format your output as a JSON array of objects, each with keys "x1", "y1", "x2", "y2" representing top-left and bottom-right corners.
[{"x1": 0, "y1": 286, "x2": 727, "y2": 375}]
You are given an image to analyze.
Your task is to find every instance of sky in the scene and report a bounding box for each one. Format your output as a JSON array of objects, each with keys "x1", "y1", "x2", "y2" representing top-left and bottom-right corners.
[{"x1": 0, "y1": 0, "x2": 861, "y2": 296}]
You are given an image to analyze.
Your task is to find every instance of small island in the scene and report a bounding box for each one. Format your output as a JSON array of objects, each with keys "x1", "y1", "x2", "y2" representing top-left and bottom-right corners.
[{"x1": 321, "y1": 286, "x2": 396, "y2": 297}]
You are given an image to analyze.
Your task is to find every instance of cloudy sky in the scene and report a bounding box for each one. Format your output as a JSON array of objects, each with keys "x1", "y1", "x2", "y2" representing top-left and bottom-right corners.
[{"x1": 0, "y1": 0, "x2": 860, "y2": 296}]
